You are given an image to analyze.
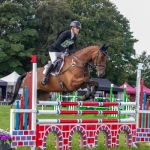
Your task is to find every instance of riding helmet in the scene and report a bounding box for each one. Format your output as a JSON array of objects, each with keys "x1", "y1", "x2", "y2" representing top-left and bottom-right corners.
[{"x1": 70, "y1": 21, "x2": 81, "y2": 29}]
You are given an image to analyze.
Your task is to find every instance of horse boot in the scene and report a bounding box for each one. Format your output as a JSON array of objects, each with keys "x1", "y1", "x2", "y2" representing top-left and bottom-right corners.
[{"x1": 41, "y1": 63, "x2": 53, "y2": 85}]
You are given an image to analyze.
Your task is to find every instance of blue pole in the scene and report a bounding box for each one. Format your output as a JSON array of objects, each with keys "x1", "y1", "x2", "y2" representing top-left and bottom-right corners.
[
  {"x1": 142, "y1": 91, "x2": 146, "y2": 128},
  {"x1": 16, "y1": 101, "x2": 19, "y2": 130},
  {"x1": 149, "y1": 115, "x2": 150, "y2": 128},
  {"x1": 149, "y1": 101, "x2": 150, "y2": 128},
  {"x1": 24, "y1": 86, "x2": 28, "y2": 130}
]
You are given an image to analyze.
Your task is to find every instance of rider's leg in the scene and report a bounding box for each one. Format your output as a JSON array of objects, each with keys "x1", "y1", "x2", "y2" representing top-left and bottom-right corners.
[
  {"x1": 41, "y1": 62, "x2": 53, "y2": 85},
  {"x1": 41, "y1": 52, "x2": 63, "y2": 85}
]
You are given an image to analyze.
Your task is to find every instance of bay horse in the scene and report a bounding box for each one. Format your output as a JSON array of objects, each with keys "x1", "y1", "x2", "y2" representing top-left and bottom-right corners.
[{"x1": 8, "y1": 44, "x2": 109, "y2": 105}]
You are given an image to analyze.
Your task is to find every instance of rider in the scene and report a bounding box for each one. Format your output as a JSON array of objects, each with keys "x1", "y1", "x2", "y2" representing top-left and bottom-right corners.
[{"x1": 41, "y1": 21, "x2": 81, "y2": 85}]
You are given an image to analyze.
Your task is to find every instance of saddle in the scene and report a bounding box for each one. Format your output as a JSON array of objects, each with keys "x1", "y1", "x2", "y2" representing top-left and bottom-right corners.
[
  {"x1": 43, "y1": 58, "x2": 64, "y2": 76},
  {"x1": 52, "y1": 58, "x2": 64, "y2": 75}
]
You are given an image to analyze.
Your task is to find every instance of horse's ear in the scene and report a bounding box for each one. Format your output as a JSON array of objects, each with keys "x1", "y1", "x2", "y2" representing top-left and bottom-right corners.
[
  {"x1": 99, "y1": 43, "x2": 106, "y2": 50},
  {"x1": 99, "y1": 43, "x2": 110, "y2": 51},
  {"x1": 105, "y1": 45, "x2": 110, "y2": 50}
]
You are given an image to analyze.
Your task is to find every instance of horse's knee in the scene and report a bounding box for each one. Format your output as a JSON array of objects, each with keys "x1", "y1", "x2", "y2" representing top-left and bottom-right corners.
[{"x1": 84, "y1": 78, "x2": 90, "y2": 83}]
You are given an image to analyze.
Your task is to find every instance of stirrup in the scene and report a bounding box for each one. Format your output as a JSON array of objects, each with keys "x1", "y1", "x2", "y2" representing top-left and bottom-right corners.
[{"x1": 41, "y1": 77, "x2": 47, "y2": 85}]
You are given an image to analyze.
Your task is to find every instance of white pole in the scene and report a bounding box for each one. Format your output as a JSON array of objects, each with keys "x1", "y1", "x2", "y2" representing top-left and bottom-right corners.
[
  {"x1": 31, "y1": 56, "x2": 37, "y2": 130},
  {"x1": 10, "y1": 110, "x2": 14, "y2": 136},
  {"x1": 31, "y1": 55, "x2": 37, "y2": 150},
  {"x1": 136, "y1": 63, "x2": 143, "y2": 128}
]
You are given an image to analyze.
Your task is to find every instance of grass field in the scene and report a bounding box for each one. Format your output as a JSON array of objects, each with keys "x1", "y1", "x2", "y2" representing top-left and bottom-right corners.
[{"x1": 0, "y1": 105, "x2": 150, "y2": 150}]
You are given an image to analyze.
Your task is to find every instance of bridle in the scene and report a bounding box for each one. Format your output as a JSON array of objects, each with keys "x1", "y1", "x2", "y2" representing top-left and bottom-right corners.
[
  {"x1": 59, "y1": 47, "x2": 108, "y2": 74},
  {"x1": 93, "y1": 49, "x2": 108, "y2": 69}
]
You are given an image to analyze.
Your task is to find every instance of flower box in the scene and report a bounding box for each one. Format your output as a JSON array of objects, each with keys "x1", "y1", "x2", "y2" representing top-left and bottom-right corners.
[{"x1": 0, "y1": 129, "x2": 11, "y2": 150}]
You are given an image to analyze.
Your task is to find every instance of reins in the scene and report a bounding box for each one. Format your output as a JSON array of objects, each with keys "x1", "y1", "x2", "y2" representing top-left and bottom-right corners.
[
  {"x1": 58, "y1": 54, "x2": 87, "y2": 75},
  {"x1": 59, "y1": 48, "x2": 107, "y2": 75}
]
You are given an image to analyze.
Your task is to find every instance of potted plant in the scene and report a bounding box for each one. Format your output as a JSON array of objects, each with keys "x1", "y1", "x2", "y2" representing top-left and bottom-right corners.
[{"x1": 0, "y1": 128, "x2": 11, "y2": 150}]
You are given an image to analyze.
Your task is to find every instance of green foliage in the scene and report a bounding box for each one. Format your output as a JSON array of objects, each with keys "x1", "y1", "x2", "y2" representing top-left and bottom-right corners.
[
  {"x1": 34, "y1": 0, "x2": 75, "y2": 66},
  {"x1": 66, "y1": 0, "x2": 138, "y2": 86},
  {"x1": 136, "y1": 51, "x2": 150, "y2": 88},
  {"x1": 0, "y1": 0, "x2": 140, "y2": 86},
  {"x1": 0, "y1": 1, "x2": 40, "y2": 76}
]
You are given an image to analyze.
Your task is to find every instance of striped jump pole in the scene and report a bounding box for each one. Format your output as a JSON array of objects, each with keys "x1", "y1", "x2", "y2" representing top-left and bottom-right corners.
[
  {"x1": 37, "y1": 101, "x2": 136, "y2": 107},
  {"x1": 37, "y1": 110, "x2": 136, "y2": 115},
  {"x1": 37, "y1": 118, "x2": 135, "y2": 124}
]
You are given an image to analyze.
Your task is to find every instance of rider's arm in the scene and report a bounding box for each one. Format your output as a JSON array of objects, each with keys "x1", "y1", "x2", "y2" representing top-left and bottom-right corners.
[{"x1": 68, "y1": 36, "x2": 76, "y2": 53}]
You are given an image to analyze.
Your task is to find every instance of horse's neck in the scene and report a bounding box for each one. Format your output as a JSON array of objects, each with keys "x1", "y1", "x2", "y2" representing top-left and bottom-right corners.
[{"x1": 75, "y1": 47, "x2": 97, "y2": 62}]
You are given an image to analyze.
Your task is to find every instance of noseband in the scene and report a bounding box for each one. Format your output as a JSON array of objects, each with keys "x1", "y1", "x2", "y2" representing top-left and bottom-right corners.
[{"x1": 93, "y1": 50, "x2": 107, "y2": 69}]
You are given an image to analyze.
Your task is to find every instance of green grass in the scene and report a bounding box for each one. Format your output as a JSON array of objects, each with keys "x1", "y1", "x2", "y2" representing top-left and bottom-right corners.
[{"x1": 0, "y1": 105, "x2": 150, "y2": 150}]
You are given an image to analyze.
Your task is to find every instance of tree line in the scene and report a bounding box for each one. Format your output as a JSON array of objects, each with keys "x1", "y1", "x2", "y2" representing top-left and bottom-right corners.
[{"x1": 0, "y1": 0, "x2": 150, "y2": 87}]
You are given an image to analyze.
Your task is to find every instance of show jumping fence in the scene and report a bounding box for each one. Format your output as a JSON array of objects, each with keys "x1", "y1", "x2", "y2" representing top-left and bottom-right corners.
[{"x1": 9, "y1": 57, "x2": 150, "y2": 150}]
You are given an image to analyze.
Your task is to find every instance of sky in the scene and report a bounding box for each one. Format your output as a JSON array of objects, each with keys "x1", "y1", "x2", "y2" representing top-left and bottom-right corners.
[{"x1": 110, "y1": 0, "x2": 150, "y2": 55}]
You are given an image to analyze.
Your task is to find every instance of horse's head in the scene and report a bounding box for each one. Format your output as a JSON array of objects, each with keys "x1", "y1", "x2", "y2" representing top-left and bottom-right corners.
[{"x1": 92, "y1": 44, "x2": 109, "y2": 77}]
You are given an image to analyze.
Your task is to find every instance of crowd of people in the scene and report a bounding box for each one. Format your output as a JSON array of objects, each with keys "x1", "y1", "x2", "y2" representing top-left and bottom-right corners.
[{"x1": 0, "y1": 91, "x2": 21, "y2": 102}]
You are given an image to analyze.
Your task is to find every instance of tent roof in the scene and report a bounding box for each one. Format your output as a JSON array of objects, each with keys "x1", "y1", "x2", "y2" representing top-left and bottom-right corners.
[
  {"x1": 0, "y1": 79, "x2": 7, "y2": 86},
  {"x1": 0, "y1": 71, "x2": 20, "y2": 85},
  {"x1": 142, "y1": 85, "x2": 150, "y2": 95},
  {"x1": 91, "y1": 78, "x2": 123, "y2": 92},
  {"x1": 120, "y1": 82, "x2": 150, "y2": 95},
  {"x1": 120, "y1": 82, "x2": 136, "y2": 94}
]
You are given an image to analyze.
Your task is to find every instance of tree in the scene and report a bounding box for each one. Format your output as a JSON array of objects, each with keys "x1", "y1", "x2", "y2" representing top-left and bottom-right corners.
[
  {"x1": 0, "y1": 0, "x2": 40, "y2": 76},
  {"x1": 0, "y1": 0, "x2": 139, "y2": 86},
  {"x1": 34, "y1": 0, "x2": 75, "y2": 66},
  {"x1": 66, "y1": 0, "x2": 138, "y2": 85},
  {"x1": 136, "y1": 51, "x2": 150, "y2": 88}
]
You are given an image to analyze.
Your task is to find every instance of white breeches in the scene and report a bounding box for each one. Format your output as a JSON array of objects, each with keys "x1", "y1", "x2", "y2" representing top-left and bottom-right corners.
[{"x1": 49, "y1": 52, "x2": 63, "y2": 64}]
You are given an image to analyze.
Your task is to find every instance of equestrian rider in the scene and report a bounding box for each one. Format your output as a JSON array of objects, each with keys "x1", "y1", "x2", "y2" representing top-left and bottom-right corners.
[{"x1": 41, "y1": 21, "x2": 81, "y2": 85}]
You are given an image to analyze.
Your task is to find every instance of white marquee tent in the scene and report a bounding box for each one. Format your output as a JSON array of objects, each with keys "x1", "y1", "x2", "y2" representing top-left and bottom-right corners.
[
  {"x1": 0, "y1": 71, "x2": 20, "y2": 93},
  {"x1": 1, "y1": 71, "x2": 20, "y2": 85}
]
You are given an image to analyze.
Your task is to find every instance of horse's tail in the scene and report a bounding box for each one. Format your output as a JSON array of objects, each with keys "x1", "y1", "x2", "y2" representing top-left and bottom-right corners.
[{"x1": 8, "y1": 72, "x2": 27, "y2": 105}]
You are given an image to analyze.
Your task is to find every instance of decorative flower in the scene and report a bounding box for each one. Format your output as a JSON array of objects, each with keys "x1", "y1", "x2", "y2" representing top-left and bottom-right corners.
[{"x1": 0, "y1": 129, "x2": 11, "y2": 145}]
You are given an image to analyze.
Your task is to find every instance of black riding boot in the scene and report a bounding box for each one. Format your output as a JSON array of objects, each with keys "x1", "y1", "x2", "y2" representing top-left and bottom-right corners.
[{"x1": 41, "y1": 63, "x2": 53, "y2": 85}]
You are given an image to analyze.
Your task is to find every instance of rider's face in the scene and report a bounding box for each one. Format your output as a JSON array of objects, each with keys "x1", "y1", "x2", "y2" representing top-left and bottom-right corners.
[{"x1": 72, "y1": 27, "x2": 80, "y2": 35}]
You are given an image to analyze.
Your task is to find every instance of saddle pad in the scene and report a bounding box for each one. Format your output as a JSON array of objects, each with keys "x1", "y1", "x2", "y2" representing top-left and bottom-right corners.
[{"x1": 43, "y1": 59, "x2": 64, "y2": 76}]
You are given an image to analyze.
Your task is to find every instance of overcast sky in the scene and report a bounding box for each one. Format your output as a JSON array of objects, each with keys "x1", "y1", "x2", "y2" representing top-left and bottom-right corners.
[{"x1": 110, "y1": 0, "x2": 150, "y2": 55}]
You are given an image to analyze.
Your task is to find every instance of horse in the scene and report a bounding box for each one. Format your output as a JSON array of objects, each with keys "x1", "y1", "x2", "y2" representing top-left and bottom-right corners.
[{"x1": 8, "y1": 44, "x2": 109, "y2": 105}]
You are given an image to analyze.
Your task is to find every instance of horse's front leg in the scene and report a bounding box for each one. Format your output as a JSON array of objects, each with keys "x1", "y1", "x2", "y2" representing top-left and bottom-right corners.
[
  {"x1": 78, "y1": 79, "x2": 99, "y2": 101},
  {"x1": 89, "y1": 80, "x2": 99, "y2": 98}
]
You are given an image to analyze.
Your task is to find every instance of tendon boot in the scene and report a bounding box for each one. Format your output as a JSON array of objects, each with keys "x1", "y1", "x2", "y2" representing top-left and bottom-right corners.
[{"x1": 41, "y1": 63, "x2": 53, "y2": 85}]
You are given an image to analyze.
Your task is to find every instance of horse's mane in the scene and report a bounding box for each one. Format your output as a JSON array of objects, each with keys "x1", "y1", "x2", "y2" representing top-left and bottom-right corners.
[{"x1": 74, "y1": 45, "x2": 100, "y2": 54}]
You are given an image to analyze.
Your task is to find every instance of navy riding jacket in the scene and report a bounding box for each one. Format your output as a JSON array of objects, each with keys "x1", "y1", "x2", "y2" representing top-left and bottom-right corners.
[{"x1": 49, "y1": 30, "x2": 76, "y2": 52}]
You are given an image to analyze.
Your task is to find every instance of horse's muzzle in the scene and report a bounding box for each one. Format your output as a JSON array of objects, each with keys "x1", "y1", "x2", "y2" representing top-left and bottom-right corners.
[{"x1": 96, "y1": 70, "x2": 105, "y2": 77}]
